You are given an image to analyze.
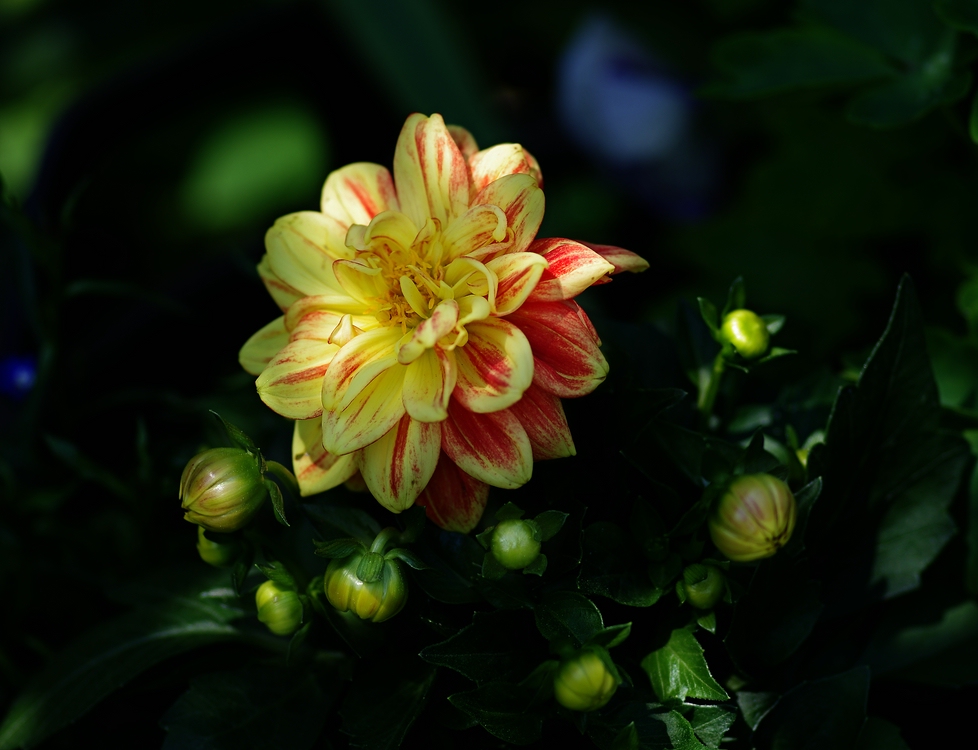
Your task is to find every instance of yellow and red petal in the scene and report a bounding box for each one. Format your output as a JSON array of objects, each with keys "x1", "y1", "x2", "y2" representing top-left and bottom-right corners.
[
  {"x1": 352, "y1": 209, "x2": 419, "y2": 254},
  {"x1": 265, "y1": 212, "x2": 353, "y2": 297},
  {"x1": 507, "y1": 300, "x2": 609, "y2": 398},
  {"x1": 441, "y1": 204, "x2": 508, "y2": 260},
  {"x1": 292, "y1": 418, "x2": 358, "y2": 496},
  {"x1": 393, "y1": 113, "x2": 470, "y2": 229},
  {"x1": 284, "y1": 296, "x2": 376, "y2": 334},
  {"x1": 320, "y1": 162, "x2": 399, "y2": 226},
  {"x1": 448, "y1": 124, "x2": 479, "y2": 164},
  {"x1": 397, "y1": 299, "x2": 459, "y2": 365},
  {"x1": 441, "y1": 396, "x2": 532, "y2": 489},
  {"x1": 256, "y1": 336, "x2": 339, "y2": 420},
  {"x1": 487, "y1": 252, "x2": 549, "y2": 315},
  {"x1": 468, "y1": 143, "x2": 539, "y2": 193},
  {"x1": 321, "y1": 327, "x2": 402, "y2": 412},
  {"x1": 402, "y1": 347, "x2": 457, "y2": 422},
  {"x1": 472, "y1": 173, "x2": 544, "y2": 257},
  {"x1": 526, "y1": 238, "x2": 615, "y2": 301},
  {"x1": 578, "y1": 241, "x2": 650, "y2": 279},
  {"x1": 507, "y1": 383, "x2": 576, "y2": 460},
  {"x1": 415, "y1": 451, "x2": 490, "y2": 533},
  {"x1": 358, "y1": 415, "x2": 440, "y2": 513},
  {"x1": 240, "y1": 316, "x2": 288, "y2": 376},
  {"x1": 332, "y1": 259, "x2": 389, "y2": 309},
  {"x1": 258, "y1": 255, "x2": 304, "y2": 312},
  {"x1": 454, "y1": 317, "x2": 534, "y2": 413}
]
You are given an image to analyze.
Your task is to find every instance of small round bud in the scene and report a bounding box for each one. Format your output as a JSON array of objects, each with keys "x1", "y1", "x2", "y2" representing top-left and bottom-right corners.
[
  {"x1": 255, "y1": 580, "x2": 303, "y2": 636},
  {"x1": 709, "y1": 474, "x2": 797, "y2": 562},
  {"x1": 554, "y1": 650, "x2": 618, "y2": 712},
  {"x1": 490, "y1": 519, "x2": 541, "y2": 570},
  {"x1": 682, "y1": 564, "x2": 725, "y2": 609},
  {"x1": 195, "y1": 526, "x2": 241, "y2": 568},
  {"x1": 324, "y1": 554, "x2": 407, "y2": 623},
  {"x1": 179, "y1": 447, "x2": 266, "y2": 533},
  {"x1": 720, "y1": 309, "x2": 770, "y2": 359}
]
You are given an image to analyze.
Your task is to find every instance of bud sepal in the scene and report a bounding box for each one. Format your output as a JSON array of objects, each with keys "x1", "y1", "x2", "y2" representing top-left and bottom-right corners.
[{"x1": 476, "y1": 503, "x2": 567, "y2": 578}]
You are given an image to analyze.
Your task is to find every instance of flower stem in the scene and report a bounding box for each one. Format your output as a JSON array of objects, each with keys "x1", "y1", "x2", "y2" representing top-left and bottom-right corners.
[
  {"x1": 265, "y1": 460, "x2": 300, "y2": 498},
  {"x1": 697, "y1": 352, "x2": 726, "y2": 421},
  {"x1": 370, "y1": 527, "x2": 401, "y2": 555}
]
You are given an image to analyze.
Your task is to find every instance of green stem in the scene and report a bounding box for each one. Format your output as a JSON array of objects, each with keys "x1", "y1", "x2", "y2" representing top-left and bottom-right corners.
[
  {"x1": 697, "y1": 352, "x2": 726, "y2": 420},
  {"x1": 265, "y1": 460, "x2": 300, "y2": 498},
  {"x1": 370, "y1": 526, "x2": 401, "y2": 555}
]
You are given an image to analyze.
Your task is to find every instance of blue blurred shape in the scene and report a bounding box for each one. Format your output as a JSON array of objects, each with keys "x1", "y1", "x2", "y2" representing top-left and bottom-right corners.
[{"x1": 0, "y1": 355, "x2": 37, "y2": 398}]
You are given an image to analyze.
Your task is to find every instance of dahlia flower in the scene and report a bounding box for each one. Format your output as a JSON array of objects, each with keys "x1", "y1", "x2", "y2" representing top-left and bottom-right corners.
[{"x1": 239, "y1": 113, "x2": 647, "y2": 532}]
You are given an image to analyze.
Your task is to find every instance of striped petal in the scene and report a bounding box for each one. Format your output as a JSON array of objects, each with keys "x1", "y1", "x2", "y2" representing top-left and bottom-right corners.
[
  {"x1": 441, "y1": 396, "x2": 532, "y2": 489},
  {"x1": 256, "y1": 337, "x2": 339, "y2": 419},
  {"x1": 526, "y1": 238, "x2": 615, "y2": 301},
  {"x1": 454, "y1": 318, "x2": 534, "y2": 413},
  {"x1": 415, "y1": 451, "x2": 490, "y2": 533},
  {"x1": 292, "y1": 418, "x2": 358, "y2": 496},
  {"x1": 469, "y1": 143, "x2": 540, "y2": 192},
  {"x1": 358, "y1": 416, "x2": 440, "y2": 512},
  {"x1": 507, "y1": 300, "x2": 608, "y2": 398},
  {"x1": 487, "y1": 252, "x2": 549, "y2": 315},
  {"x1": 448, "y1": 124, "x2": 479, "y2": 163},
  {"x1": 579, "y1": 241, "x2": 650, "y2": 278},
  {"x1": 403, "y1": 347, "x2": 457, "y2": 423},
  {"x1": 240, "y1": 316, "x2": 288, "y2": 376},
  {"x1": 284, "y1": 296, "x2": 377, "y2": 334},
  {"x1": 265, "y1": 212, "x2": 353, "y2": 297},
  {"x1": 507, "y1": 383, "x2": 575, "y2": 460},
  {"x1": 258, "y1": 255, "x2": 303, "y2": 312},
  {"x1": 441, "y1": 204, "x2": 508, "y2": 260},
  {"x1": 320, "y1": 162, "x2": 398, "y2": 226},
  {"x1": 472, "y1": 173, "x2": 544, "y2": 257},
  {"x1": 397, "y1": 299, "x2": 459, "y2": 365},
  {"x1": 393, "y1": 113, "x2": 470, "y2": 229}
]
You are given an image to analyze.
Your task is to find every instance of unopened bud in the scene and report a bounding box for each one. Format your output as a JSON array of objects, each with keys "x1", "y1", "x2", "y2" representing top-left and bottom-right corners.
[
  {"x1": 553, "y1": 650, "x2": 618, "y2": 712},
  {"x1": 720, "y1": 309, "x2": 770, "y2": 359},
  {"x1": 255, "y1": 580, "x2": 302, "y2": 636},
  {"x1": 195, "y1": 526, "x2": 241, "y2": 568},
  {"x1": 180, "y1": 447, "x2": 266, "y2": 532},
  {"x1": 709, "y1": 474, "x2": 796, "y2": 562}
]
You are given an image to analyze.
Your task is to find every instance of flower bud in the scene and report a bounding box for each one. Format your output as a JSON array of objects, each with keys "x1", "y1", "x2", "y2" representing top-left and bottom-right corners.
[
  {"x1": 682, "y1": 563, "x2": 725, "y2": 609},
  {"x1": 255, "y1": 580, "x2": 303, "y2": 636},
  {"x1": 195, "y1": 526, "x2": 241, "y2": 568},
  {"x1": 491, "y1": 519, "x2": 541, "y2": 570},
  {"x1": 720, "y1": 309, "x2": 769, "y2": 359},
  {"x1": 180, "y1": 447, "x2": 267, "y2": 532},
  {"x1": 324, "y1": 553, "x2": 407, "y2": 623},
  {"x1": 709, "y1": 474, "x2": 796, "y2": 562},
  {"x1": 553, "y1": 650, "x2": 618, "y2": 712}
]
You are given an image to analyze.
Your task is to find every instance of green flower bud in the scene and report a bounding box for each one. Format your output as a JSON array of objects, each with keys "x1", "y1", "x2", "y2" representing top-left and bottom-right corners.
[
  {"x1": 324, "y1": 553, "x2": 407, "y2": 623},
  {"x1": 195, "y1": 526, "x2": 241, "y2": 568},
  {"x1": 709, "y1": 474, "x2": 796, "y2": 562},
  {"x1": 255, "y1": 580, "x2": 303, "y2": 636},
  {"x1": 180, "y1": 447, "x2": 266, "y2": 533},
  {"x1": 682, "y1": 563, "x2": 725, "y2": 609},
  {"x1": 720, "y1": 309, "x2": 770, "y2": 359},
  {"x1": 490, "y1": 519, "x2": 541, "y2": 570},
  {"x1": 553, "y1": 650, "x2": 618, "y2": 712}
]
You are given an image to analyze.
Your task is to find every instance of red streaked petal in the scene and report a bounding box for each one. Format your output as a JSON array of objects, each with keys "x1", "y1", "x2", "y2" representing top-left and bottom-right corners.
[
  {"x1": 454, "y1": 318, "x2": 534, "y2": 413},
  {"x1": 487, "y1": 252, "x2": 549, "y2": 315},
  {"x1": 448, "y1": 124, "x2": 479, "y2": 164},
  {"x1": 258, "y1": 255, "x2": 303, "y2": 311},
  {"x1": 239, "y1": 316, "x2": 288, "y2": 376},
  {"x1": 397, "y1": 299, "x2": 459, "y2": 365},
  {"x1": 292, "y1": 419, "x2": 358, "y2": 496},
  {"x1": 403, "y1": 347, "x2": 456, "y2": 423},
  {"x1": 256, "y1": 337, "x2": 339, "y2": 420},
  {"x1": 441, "y1": 396, "x2": 532, "y2": 489},
  {"x1": 415, "y1": 451, "x2": 490, "y2": 533},
  {"x1": 469, "y1": 143, "x2": 538, "y2": 193},
  {"x1": 578, "y1": 241, "x2": 650, "y2": 277},
  {"x1": 508, "y1": 383, "x2": 576, "y2": 460},
  {"x1": 393, "y1": 113, "x2": 470, "y2": 229},
  {"x1": 472, "y1": 173, "x2": 544, "y2": 256},
  {"x1": 321, "y1": 327, "x2": 402, "y2": 412},
  {"x1": 507, "y1": 300, "x2": 609, "y2": 398},
  {"x1": 526, "y1": 238, "x2": 616, "y2": 301},
  {"x1": 320, "y1": 162, "x2": 398, "y2": 225},
  {"x1": 265, "y1": 212, "x2": 353, "y2": 297},
  {"x1": 358, "y1": 416, "x2": 440, "y2": 512},
  {"x1": 321, "y1": 355, "x2": 407, "y2": 454}
]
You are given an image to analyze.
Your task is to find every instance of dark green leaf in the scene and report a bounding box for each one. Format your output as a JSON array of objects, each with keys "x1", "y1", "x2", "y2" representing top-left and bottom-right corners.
[
  {"x1": 287, "y1": 621, "x2": 312, "y2": 667},
  {"x1": 340, "y1": 655, "x2": 435, "y2": 750},
  {"x1": 397, "y1": 505, "x2": 426, "y2": 543},
  {"x1": 753, "y1": 667, "x2": 869, "y2": 750},
  {"x1": 303, "y1": 502, "x2": 381, "y2": 543},
  {"x1": 847, "y1": 70, "x2": 970, "y2": 128},
  {"x1": 533, "y1": 510, "x2": 568, "y2": 541},
  {"x1": 611, "y1": 722, "x2": 640, "y2": 750},
  {"x1": 449, "y1": 682, "x2": 543, "y2": 745},
  {"x1": 690, "y1": 705, "x2": 736, "y2": 748},
  {"x1": 696, "y1": 611, "x2": 717, "y2": 634},
  {"x1": 523, "y1": 553, "x2": 547, "y2": 576},
  {"x1": 160, "y1": 666, "x2": 329, "y2": 750},
  {"x1": 697, "y1": 297, "x2": 719, "y2": 336},
  {"x1": 736, "y1": 691, "x2": 779, "y2": 731},
  {"x1": 313, "y1": 538, "x2": 364, "y2": 559},
  {"x1": 723, "y1": 276, "x2": 747, "y2": 317},
  {"x1": 44, "y1": 434, "x2": 134, "y2": 502},
  {"x1": 589, "y1": 702, "x2": 707, "y2": 750},
  {"x1": 385, "y1": 547, "x2": 428, "y2": 570},
  {"x1": 706, "y1": 28, "x2": 893, "y2": 98},
  {"x1": 761, "y1": 314, "x2": 785, "y2": 335},
  {"x1": 420, "y1": 610, "x2": 542, "y2": 684},
  {"x1": 495, "y1": 501, "x2": 524, "y2": 521},
  {"x1": 265, "y1": 479, "x2": 289, "y2": 527},
  {"x1": 579, "y1": 522, "x2": 664, "y2": 607},
  {"x1": 855, "y1": 717, "x2": 911, "y2": 749},
  {"x1": 967, "y1": 433, "x2": 978, "y2": 595},
  {"x1": 481, "y1": 550, "x2": 508, "y2": 580},
  {"x1": 413, "y1": 530, "x2": 483, "y2": 605},
  {"x1": 640, "y1": 629, "x2": 728, "y2": 702},
  {"x1": 589, "y1": 623, "x2": 632, "y2": 650},
  {"x1": 755, "y1": 347, "x2": 797, "y2": 365},
  {"x1": 534, "y1": 591, "x2": 604, "y2": 648},
  {"x1": 210, "y1": 410, "x2": 258, "y2": 454},
  {"x1": 938, "y1": 0, "x2": 978, "y2": 33},
  {"x1": 256, "y1": 561, "x2": 296, "y2": 590},
  {"x1": 0, "y1": 573, "x2": 243, "y2": 750}
]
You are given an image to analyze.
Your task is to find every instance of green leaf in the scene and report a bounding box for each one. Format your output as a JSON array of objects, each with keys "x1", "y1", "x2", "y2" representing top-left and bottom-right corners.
[
  {"x1": 736, "y1": 690, "x2": 779, "y2": 731},
  {"x1": 697, "y1": 297, "x2": 719, "y2": 336},
  {"x1": 256, "y1": 561, "x2": 296, "y2": 590},
  {"x1": 534, "y1": 591, "x2": 604, "y2": 648},
  {"x1": 420, "y1": 610, "x2": 544, "y2": 684},
  {"x1": 160, "y1": 666, "x2": 329, "y2": 750},
  {"x1": 397, "y1": 505, "x2": 427, "y2": 543},
  {"x1": 312, "y1": 538, "x2": 365, "y2": 559},
  {"x1": 847, "y1": 69, "x2": 970, "y2": 128},
  {"x1": 589, "y1": 623, "x2": 632, "y2": 650},
  {"x1": 855, "y1": 717, "x2": 911, "y2": 749},
  {"x1": 611, "y1": 722, "x2": 639, "y2": 750},
  {"x1": 287, "y1": 620, "x2": 312, "y2": 667},
  {"x1": 0, "y1": 572, "x2": 243, "y2": 750},
  {"x1": 302, "y1": 501, "x2": 381, "y2": 543},
  {"x1": 44, "y1": 434, "x2": 134, "y2": 503},
  {"x1": 755, "y1": 346, "x2": 797, "y2": 365},
  {"x1": 761, "y1": 314, "x2": 785, "y2": 334},
  {"x1": 590, "y1": 704, "x2": 708, "y2": 750},
  {"x1": 523, "y1": 553, "x2": 547, "y2": 576},
  {"x1": 481, "y1": 550, "x2": 508, "y2": 580},
  {"x1": 723, "y1": 276, "x2": 747, "y2": 317},
  {"x1": 579, "y1": 522, "x2": 664, "y2": 607},
  {"x1": 938, "y1": 0, "x2": 978, "y2": 34},
  {"x1": 696, "y1": 611, "x2": 717, "y2": 634},
  {"x1": 412, "y1": 530, "x2": 483, "y2": 605},
  {"x1": 967, "y1": 436, "x2": 978, "y2": 595},
  {"x1": 449, "y1": 682, "x2": 543, "y2": 745},
  {"x1": 753, "y1": 667, "x2": 869, "y2": 750},
  {"x1": 495, "y1": 502, "x2": 525, "y2": 521},
  {"x1": 690, "y1": 705, "x2": 736, "y2": 748},
  {"x1": 384, "y1": 547, "x2": 428, "y2": 570},
  {"x1": 340, "y1": 654, "x2": 435, "y2": 750},
  {"x1": 533, "y1": 510, "x2": 568, "y2": 541},
  {"x1": 706, "y1": 27, "x2": 893, "y2": 98},
  {"x1": 209, "y1": 410, "x2": 259, "y2": 454},
  {"x1": 640, "y1": 629, "x2": 728, "y2": 702},
  {"x1": 265, "y1": 479, "x2": 289, "y2": 527}
]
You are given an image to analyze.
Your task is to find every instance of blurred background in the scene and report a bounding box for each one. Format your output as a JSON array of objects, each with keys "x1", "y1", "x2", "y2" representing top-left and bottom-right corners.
[{"x1": 3, "y1": 0, "x2": 977, "y2": 746}]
